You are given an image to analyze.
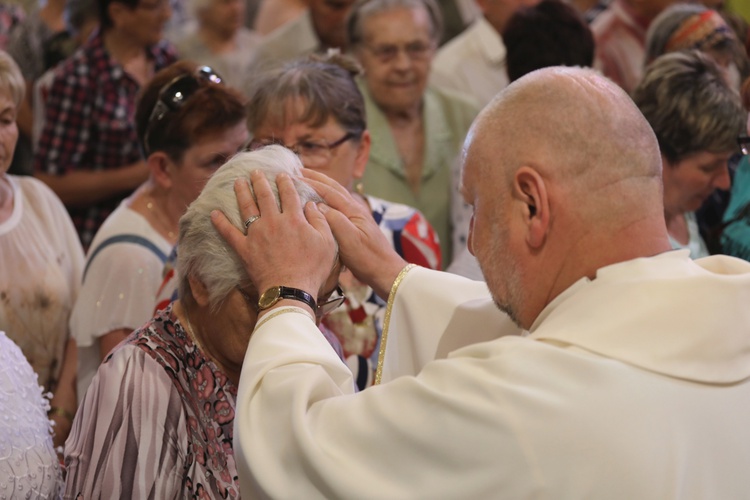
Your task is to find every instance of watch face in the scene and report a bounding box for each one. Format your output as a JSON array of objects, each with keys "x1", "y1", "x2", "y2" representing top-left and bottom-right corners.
[{"x1": 258, "y1": 286, "x2": 282, "y2": 309}]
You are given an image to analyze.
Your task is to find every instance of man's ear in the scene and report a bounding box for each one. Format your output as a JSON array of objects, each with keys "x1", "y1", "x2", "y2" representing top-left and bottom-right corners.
[
  {"x1": 188, "y1": 274, "x2": 211, "y2": 307},
  {"x1": 514, "y1": 166, "x2": 549, "y2": 249},
  {"x1": 148, "y1": 152, "x2": 174, "y2": 190}
]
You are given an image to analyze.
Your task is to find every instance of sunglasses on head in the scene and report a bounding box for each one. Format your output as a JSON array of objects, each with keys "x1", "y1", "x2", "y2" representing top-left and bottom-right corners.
[{"x1": 142, "y1": 66, "x2": 223, "y2": 156}]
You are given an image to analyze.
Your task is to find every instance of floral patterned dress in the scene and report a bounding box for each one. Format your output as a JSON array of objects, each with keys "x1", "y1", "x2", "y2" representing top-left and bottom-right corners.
[{"x1": 64, "y1": 304, "x2": 240, "y2": 498}]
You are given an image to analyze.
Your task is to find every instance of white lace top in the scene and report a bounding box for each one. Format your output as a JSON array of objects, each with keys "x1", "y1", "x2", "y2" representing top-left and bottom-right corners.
[{"x1": 0, "y1": 331, "x2": 62, "y2": 499}]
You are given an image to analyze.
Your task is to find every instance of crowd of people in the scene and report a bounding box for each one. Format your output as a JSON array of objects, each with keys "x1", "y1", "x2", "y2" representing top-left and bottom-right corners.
[{"x1": 0, "y1": 0, "x2": 749, "y2": 497}]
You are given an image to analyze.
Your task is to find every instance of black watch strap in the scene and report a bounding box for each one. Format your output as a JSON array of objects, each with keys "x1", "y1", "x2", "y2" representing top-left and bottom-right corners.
[{"x1": 258, "y1": 286, "x2": 317, "y2": 312}]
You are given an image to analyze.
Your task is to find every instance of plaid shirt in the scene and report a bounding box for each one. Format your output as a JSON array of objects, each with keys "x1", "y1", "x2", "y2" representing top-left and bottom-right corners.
[{"x1": 33, "y1": 30, "x2": 176, "y2": 249}]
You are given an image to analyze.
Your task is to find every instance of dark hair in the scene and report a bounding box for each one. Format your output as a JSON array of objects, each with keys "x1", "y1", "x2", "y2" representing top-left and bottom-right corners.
[
  {"x1": 503, "y1": 0, "x2": 594, "y2": 83},
  {"x1": 246, "y1": 52, "x2": 366, "y2": 138},
  {"x1": 98, "y1": 0, "x2": 138, "y2": 30},
  {"x1": 135, "y1": 60, "x2": 247, "y2": 161},
  {"x1": 346, "y1": 0, "x2": 443, "y2": 47}
]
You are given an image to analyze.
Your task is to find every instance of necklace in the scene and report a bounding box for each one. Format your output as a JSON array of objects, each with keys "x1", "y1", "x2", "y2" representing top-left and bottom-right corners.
[{"x1": 145, "y1": 197, "x2": 176, "y2": 241}]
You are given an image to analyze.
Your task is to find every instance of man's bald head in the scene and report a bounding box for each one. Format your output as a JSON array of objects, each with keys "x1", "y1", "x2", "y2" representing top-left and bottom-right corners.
[
  {"x1": 462, "y1": 67, "x2": 671, "y2": 329},
  {"x1": 466, "y1": 67, "x2": 663, "y2": 225}
]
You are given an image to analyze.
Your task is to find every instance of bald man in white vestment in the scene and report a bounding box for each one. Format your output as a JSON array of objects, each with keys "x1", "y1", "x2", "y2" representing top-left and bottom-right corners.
[{"x1": 213, "y1": 66, "x2": 750, "y2": 499}]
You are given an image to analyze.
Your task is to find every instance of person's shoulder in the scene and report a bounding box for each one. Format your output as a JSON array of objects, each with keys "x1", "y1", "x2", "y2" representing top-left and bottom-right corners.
[
  {"x1": 13, "y1": 175, "x2": 66, "y2": 214},
  {"x1": 427, "y1": 85, "x2": 481, "y2": 124},
  {"x1": 251, "y1": 11, "x2": 315, "y2": 69}
]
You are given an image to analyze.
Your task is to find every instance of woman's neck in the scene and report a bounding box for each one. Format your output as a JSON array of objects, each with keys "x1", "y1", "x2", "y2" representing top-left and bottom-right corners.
[
  {"x1": 0, "y1": 175, "x2": 14, "y2": 225},
  {"x1": 130, "y1": 182, "x2": 179, "y2": 244},
  {"x1": 175, "y1": 301, "x2": 242, "y2": 385}
]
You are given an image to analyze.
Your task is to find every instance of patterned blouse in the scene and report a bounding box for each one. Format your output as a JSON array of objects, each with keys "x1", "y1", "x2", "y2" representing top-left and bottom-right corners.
[{"x1": 64, "y1": 304, "x2": 240, "y2": 498}]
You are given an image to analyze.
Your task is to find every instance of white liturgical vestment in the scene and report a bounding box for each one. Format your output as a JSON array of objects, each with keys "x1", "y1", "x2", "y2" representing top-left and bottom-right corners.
[{"x1": 234, "y1": 251, "x2": 750, "y2": 498}]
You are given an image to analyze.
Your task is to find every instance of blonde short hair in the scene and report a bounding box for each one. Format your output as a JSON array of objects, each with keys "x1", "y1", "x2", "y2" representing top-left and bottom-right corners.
[{"x1": 0, "y1": 51, "x2": 25, "y2": 108}]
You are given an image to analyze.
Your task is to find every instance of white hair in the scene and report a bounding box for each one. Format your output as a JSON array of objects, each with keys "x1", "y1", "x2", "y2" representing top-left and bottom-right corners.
[{"x1": 177, "y1": 145, "x2": 324, "y2": 309}]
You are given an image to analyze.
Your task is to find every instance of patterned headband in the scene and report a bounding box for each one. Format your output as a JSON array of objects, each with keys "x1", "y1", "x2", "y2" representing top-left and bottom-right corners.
[{"x1": 664, "y1": 10, "x2": 735, "y2": 53}]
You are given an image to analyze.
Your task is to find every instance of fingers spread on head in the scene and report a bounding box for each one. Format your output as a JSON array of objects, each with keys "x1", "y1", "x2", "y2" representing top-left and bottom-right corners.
[
  {"x1": 304, "y1": 201, "x2": 331, "y2": 235},
  {"x1": 211, "y1": 210, "x2": 246, "y2": 252},
  {"x1": 250, "y1": 169, "x2": 280, "y2": 216},
  {"x1": 276, "y1": 173, "x2": 302, "y2": 215},
  {"x1": 234, "y1": 177, "x2": 259, "y2": 219}
]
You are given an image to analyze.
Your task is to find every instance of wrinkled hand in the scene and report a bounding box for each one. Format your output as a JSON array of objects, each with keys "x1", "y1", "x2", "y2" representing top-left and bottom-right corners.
[
  {"x1": 211, "y1": 170, "x2": 337, "y2": 299},
  {"x1": 302, "y1": 169, "x2": 407, "y2": 299}
]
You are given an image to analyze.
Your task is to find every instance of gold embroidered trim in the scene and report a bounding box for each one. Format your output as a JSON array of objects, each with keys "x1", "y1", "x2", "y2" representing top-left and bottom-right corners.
[
  {"x1": 254, "y1": 307, "x2": 315, "y2": 332},
  {"x1": 374, "y1": 264, "x2": 416, "y2": 385}
]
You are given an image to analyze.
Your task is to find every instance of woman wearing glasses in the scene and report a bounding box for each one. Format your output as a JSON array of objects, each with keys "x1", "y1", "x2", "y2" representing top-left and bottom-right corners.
[
  {"x1": 633, "y1": 50, "x2": 745, "y2": 259},
  {"x1": 347, "y1": 0, "x2": 478, "y2": 265},
  {"x1": 65, "y1": 147, "x2": 340, "y2": 497},
  {"x1": 69, "y1": 61, "x2": 248, "y2": 403},
  {"x1": 247, "y1": 52, "x2": 441, "y2": 389}
]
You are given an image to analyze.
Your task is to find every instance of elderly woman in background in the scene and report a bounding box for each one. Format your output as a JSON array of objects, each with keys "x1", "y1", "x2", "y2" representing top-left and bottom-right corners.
[
  {"x1": 0, "y1": 50, "x2": 83, "y2": 448},
  {"x1": 347, "y1": 0, "x2": 478, "y2": 265},
  {"x1": 70, "y1": 61, "x2": 248, "y2": 401},
  {"x1": 645, "y1": 2, "x2": 750, "y2": 89},
  {"x1": 247, "y1": 52, "x2": 441, "y2": 388},
  {"x1": 65, "y1": 146, "x2": 344, "y2": 497},
  {"x1": 633, "y1": 50, "x2": 745, "y2": 258},
  {"x1": 171, "y1": 0, "x2": 261, "y2": 88}
]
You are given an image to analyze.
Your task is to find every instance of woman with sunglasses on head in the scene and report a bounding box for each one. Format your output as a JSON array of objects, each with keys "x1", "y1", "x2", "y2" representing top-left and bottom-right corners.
[
  {"x1": 68, "y1": 61, "x2": 248, "y2": 403},
  {"x1": 65, "y1": 146, "x2": 342, "y2": 497},
  {"x1": 247, "y1": 51, "x2": 441, "y2": 389}
]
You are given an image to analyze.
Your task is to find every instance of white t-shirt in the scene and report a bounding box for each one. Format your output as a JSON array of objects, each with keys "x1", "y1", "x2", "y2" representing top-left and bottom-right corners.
[{"x1": 70, "y1": 197, "x2": 171, "y2": 401}]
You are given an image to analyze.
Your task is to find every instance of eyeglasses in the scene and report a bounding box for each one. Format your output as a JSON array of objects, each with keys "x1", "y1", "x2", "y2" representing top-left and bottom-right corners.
[
  {"x1": 738, "y1": 135, "x2": 750, "y2": 155},
  {"x1": 142, "y1": 66, "x2": 223, "y2": 156},
  {"x1": 316, "y1": 284, "x2": 346, "y2": 319},
  {"x1": 237, "y1": 284, "x2": 346, "y2": 319},
  {"x1": 248, "y1": 132, "x2": 357, "y2": 168},
  {"x1": 361, "y1": 40, "x2": 434, "y2": 63}
]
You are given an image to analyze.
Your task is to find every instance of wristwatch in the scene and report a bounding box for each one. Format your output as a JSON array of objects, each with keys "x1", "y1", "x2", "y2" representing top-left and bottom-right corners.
[{"x1": 258, "y1": 286, "x2": 317, "y2": 312}]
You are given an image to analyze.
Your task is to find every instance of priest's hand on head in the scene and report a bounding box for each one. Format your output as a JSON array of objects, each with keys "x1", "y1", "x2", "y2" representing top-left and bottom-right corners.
[
  {"x1": 302, "y1": 169, "x2": 407, "y2": 300},
  {"x1": 211, "y1": 170, "x2": 337, "y2": 300}
]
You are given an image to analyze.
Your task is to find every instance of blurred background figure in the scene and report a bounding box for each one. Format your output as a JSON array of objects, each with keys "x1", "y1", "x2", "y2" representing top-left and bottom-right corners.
[
  {"x1": 65, "y1": 147, "x2": 339, "y2": 497},
  {"x1": 591, "y1": 0, "x2": 679, "y2": 93},
  {"x1": 720, "y1": 78, "x2": 750, "y2": 260},
  {"x1": 0, "y1": 50, "x2": 82, "y2": 449},
  {"x1": 503, "y1": 0, "x2": 594, "y2": 82},
  {"x1": 246, "y1": 52, "x2": 441, "y2": 388},
  {"x1": 431, "y1": 0, "x2": 542, "y2": 109},
  {"x1": 248, "y1": 0, "x2": 356, "y2": 75},
  {"x1": 348, "y1": 0, "x2": 477, "y2": 265},
  {"x1": 70, "y1": 61, "x2": 248, "y2": 401},
  {"x1": 252, "y1": 0, "x2": 305, "y2": 35},
  {"x1": 0, "y1": 4, "x2": 25, "y2": 51},
  {"x1": 645, "y1": 2, "x2": 750, "y2": 90},
  {"x1": 8, "y1": 0, "x2": 98, "y2": 175},
  {"x1": 0, "y1": 331, "x2": 62, "y2": 498},
  {"x1": 171, "y1": 0, "x2": 261, "y2": 88},
  {"x1": 30, "y1": 0, "x2": 100, "y2": 150},
  {"x1": 633, "y1": 50, "x2": 745, "y2": 258},
  {"x1": 446, "y1": 0, "x2": 595, "y2": 279},
  {"x1": 33, "y1": 0, "x2": 176, "y2": 251}
]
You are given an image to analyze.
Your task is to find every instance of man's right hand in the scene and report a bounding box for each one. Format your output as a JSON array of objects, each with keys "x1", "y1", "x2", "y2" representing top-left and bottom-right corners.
[{"x1": 302, "y1": 169, "x2": 408, "y2": 300}]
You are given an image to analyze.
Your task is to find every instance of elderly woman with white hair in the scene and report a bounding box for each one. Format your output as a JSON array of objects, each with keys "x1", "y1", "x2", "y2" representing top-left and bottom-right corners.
[
  {"x1": 64, "y1": 146, "x2": 345, "y2": 498},
  {"x1": 171, "y1": 0, "x2": 261, "y2": 88}
]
